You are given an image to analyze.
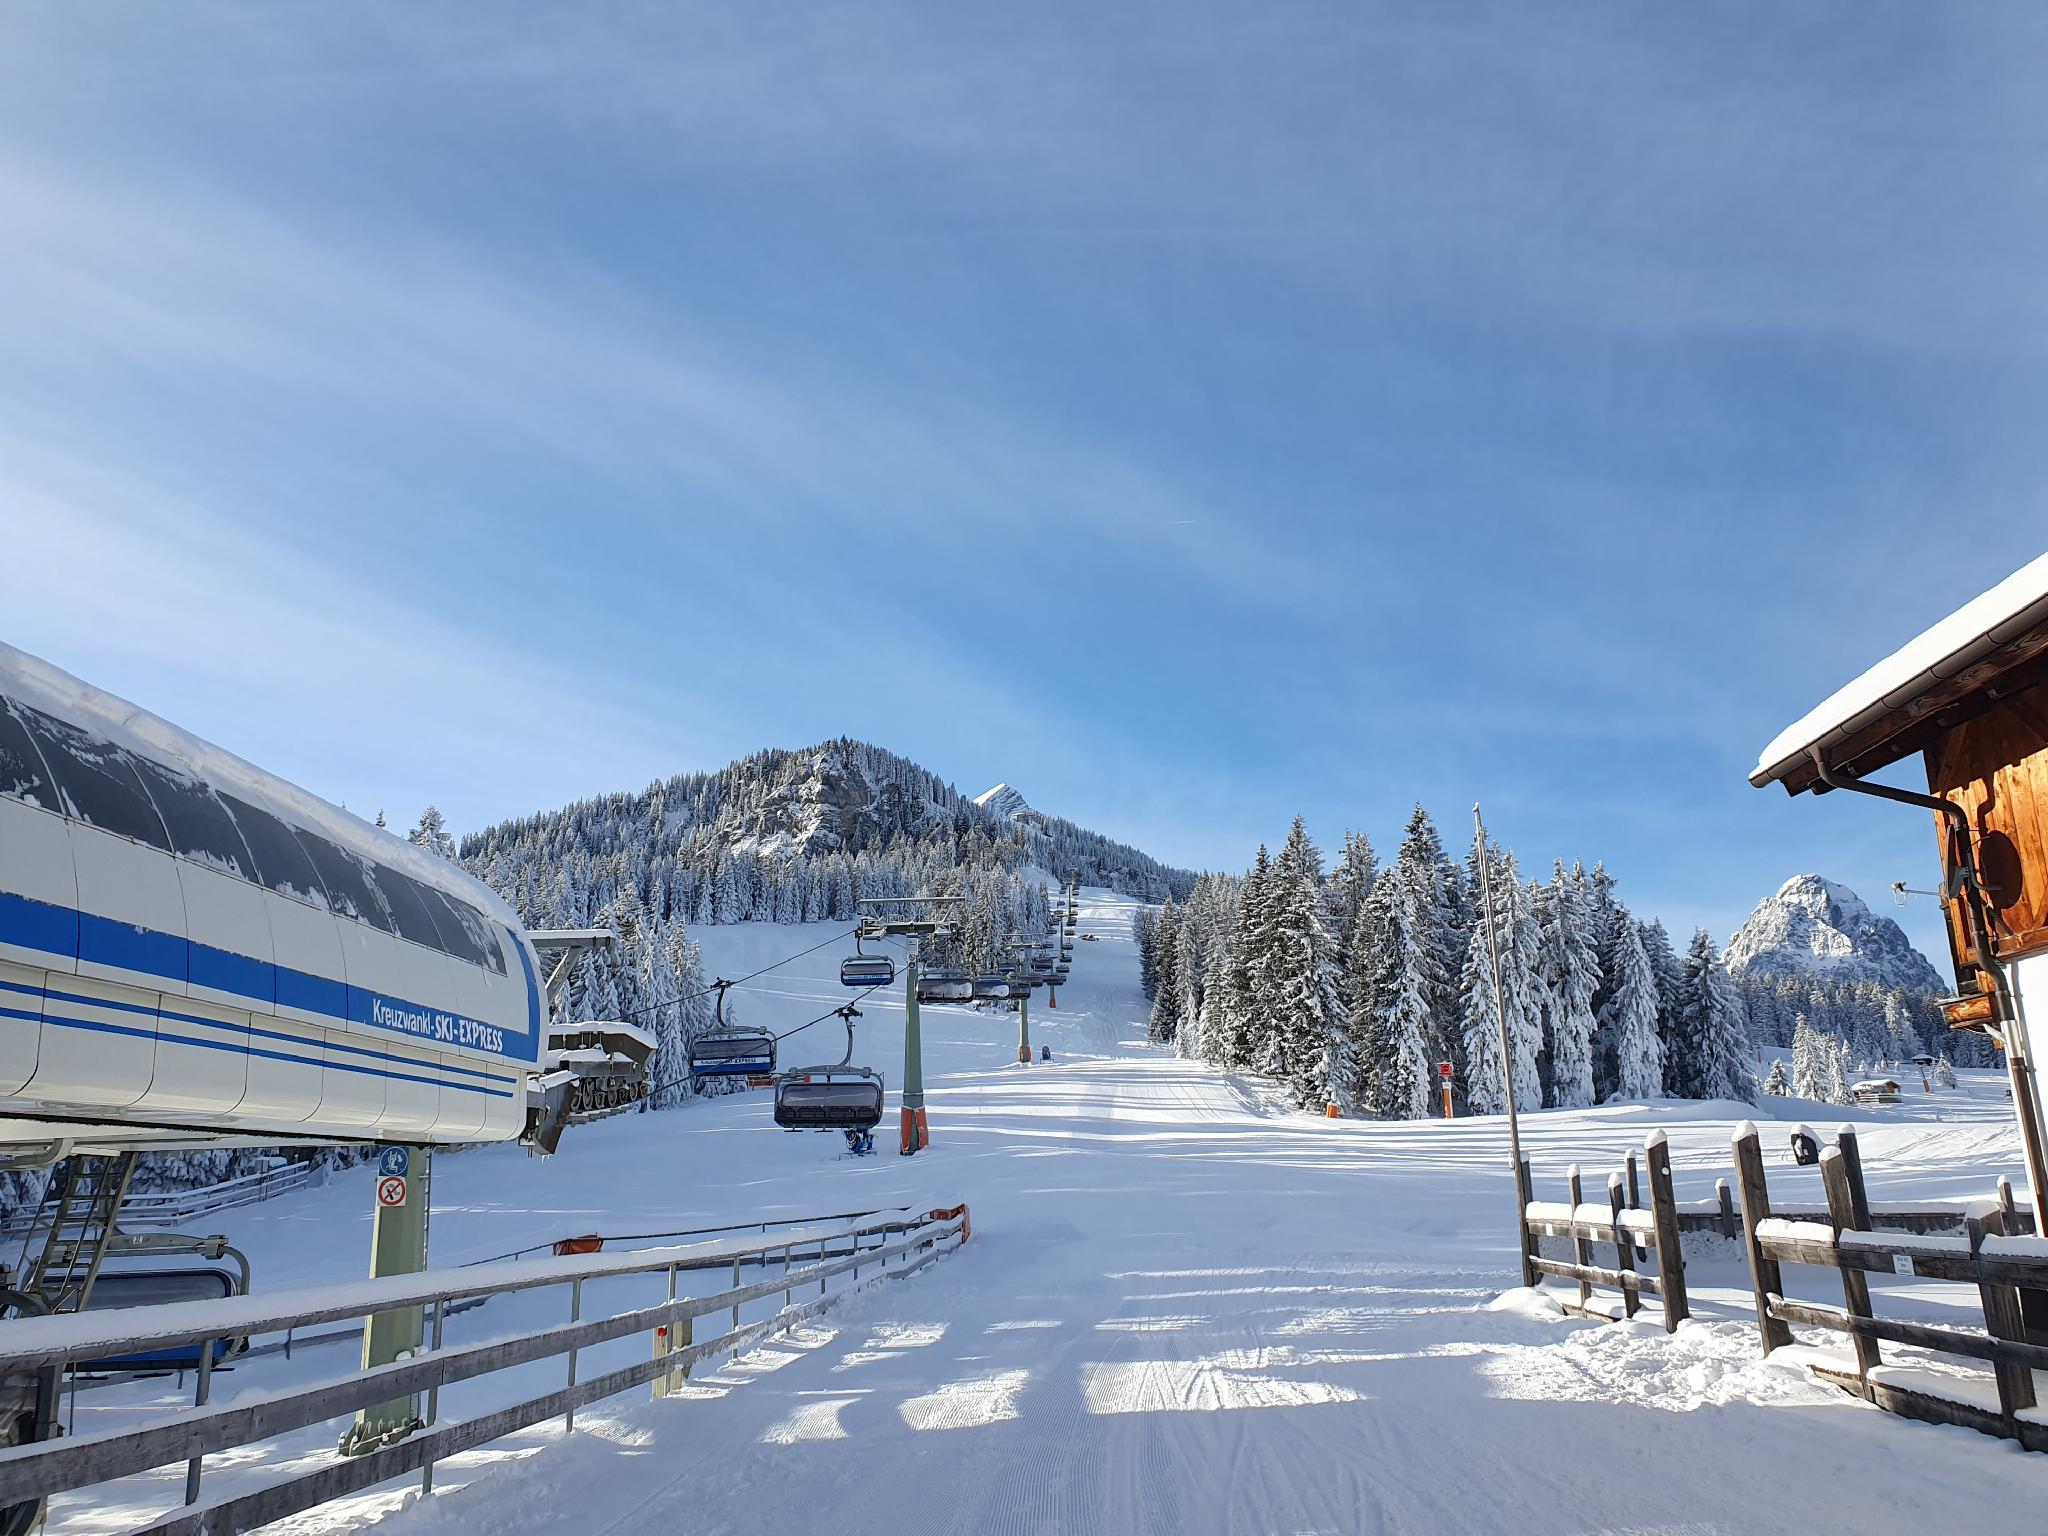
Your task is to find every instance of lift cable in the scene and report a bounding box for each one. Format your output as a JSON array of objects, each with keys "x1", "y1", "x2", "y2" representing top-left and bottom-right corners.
[
  {"x1": 545, "y1": 926, "x2": 862, "y2": 1030},
  {"x1": 639, "y1": 965, "x2": 899, "y2": 1103}
]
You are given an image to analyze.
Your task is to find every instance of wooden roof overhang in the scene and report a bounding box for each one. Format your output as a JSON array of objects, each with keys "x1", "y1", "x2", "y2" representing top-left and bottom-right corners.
[{"x1": 1751, "y1": 554, "x2": 2048, "y2": 795}]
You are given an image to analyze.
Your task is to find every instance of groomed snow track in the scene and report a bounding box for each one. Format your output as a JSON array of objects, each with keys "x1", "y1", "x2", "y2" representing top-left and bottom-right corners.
[{"x1": 38, "y1": 889, "x2": 2048, "y2": 1535}]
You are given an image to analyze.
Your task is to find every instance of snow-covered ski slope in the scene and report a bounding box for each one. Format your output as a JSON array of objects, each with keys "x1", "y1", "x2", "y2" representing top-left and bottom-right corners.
[{"x1": 58, "y1": 890, "x2": 2048, "y2": 1534}]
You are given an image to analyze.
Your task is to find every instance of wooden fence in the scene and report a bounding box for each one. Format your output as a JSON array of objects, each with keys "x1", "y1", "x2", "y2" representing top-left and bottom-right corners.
[
  {"x1": 1520, "y1": 1132, "x2": 1689, "y2": 1330},
  {"x1": 0, "y1": 1202, "x2": 969, "y2": 1535},
  {"x1": 1730, "y1": 1121, "x2": 2048, "y2": 1452}
]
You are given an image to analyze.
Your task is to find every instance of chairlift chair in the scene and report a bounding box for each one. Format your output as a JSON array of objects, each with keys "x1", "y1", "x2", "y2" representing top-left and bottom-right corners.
[
  {"x1": 773, "y1": 1066, "x2": 886, "y2": 1131},
  {"x1": 687, "y1": 980, "x2": 777, "y2": 1082},
  {"x1": 774, "y1": 1000, "x2": 884, "y2": 1132},
  {"x1": 917, "y1": 971, "x2": 973, "y2": 1003},
  {"x1": 840, "y1": 933, "x2": 896, "y2": 988},
  {"x1": 688, "y1": 1031, "x2": 776, "y2": 1079},
  {"x1": 78, "y1": 1267, "x2": 248, "y2": 1373},
  {"x1": 971, "y1": 974, "x2": 1012, "y2": 1000}
]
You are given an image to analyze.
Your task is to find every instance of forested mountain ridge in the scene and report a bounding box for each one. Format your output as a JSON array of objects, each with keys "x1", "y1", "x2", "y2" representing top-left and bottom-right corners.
[{"x1": 461, "y1": 738, "x2": 1193, "y2": 918}]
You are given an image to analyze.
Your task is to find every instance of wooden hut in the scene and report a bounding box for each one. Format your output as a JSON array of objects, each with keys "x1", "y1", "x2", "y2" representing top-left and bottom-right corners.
[{"x1": 1751, "y1": 550, "x2": 2048, "y2": 1207}]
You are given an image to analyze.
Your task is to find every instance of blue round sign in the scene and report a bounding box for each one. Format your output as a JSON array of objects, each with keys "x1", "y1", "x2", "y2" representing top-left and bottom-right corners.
[{"x1": 379, "y1": 1147, "x2": 410, "y2": 1178}]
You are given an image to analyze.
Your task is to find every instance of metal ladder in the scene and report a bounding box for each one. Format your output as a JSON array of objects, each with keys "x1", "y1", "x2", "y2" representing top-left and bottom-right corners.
[{"x1": 19, "y1": 1153, "x2": 138, "y2": 1314}]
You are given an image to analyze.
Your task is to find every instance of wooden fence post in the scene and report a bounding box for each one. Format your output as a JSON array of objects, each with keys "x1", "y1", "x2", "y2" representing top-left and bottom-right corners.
[
  {"x1": 1997, "y1": 1174, "x2": 2018, "y2": 1236},
  {"x1": 1608, "y1": 1173, "x2": 1639, "y2": 1321},
  {"x1": 1644, "y1": 1132, "x2": 1687, "y2": 1331},
  {"x1": 1731, "y1": 1122, "x2": 1791, "y2": 1353},
  {"x1": 1835, "y1": 1127, "x2": 1873, "y2": 1232},
  {"x1": 1966, "y1": 1211, "x2": 2036, "y2": 1426},
  {"x1": 1567, "y1": 1166, "x2": 1592, "y2": 1312},
  {"x1": 1818, "y1": 1146, "x2": 1881, "y2": 1379},
  {"x1": 1715, "y1": 1179, "x2": 1736, "y2": 1240}
]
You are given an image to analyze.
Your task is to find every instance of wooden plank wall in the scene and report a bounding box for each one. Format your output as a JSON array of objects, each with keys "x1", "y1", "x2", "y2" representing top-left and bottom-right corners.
[{"x1": 1926, "y1": 674, "x2": 2048, "y2": 966}]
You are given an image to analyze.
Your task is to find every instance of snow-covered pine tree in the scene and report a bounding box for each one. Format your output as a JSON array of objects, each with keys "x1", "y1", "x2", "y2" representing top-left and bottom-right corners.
[
  {"x1": 1792, "y1": 1013, "x2": 1825, "y2": 1101},
  {"x1": 1392, "y1": 806, "x2": 1465, "y2": 1088},
  {"x1": 1599, "y1": 911, "x2": 1663, "y2": 1100},
  {"x1": 1933, "y1": 1054, "x2": 1956, "y2": 1089},
  {"x1": 1133, "y1": 906, "x2": 1161, "y2": 1002},
  {"x1": 1640, "y1": 919, "x2": 1687, "y2": 1082},
  {"x1": 1667, "y1": 929, "x2": 1754, "y2": 1101},
  {"x1": 1458, "y1": 836, "x2": 1543, "y2": 1116},
  {"x1": 1342, "y1": 872, "x2": 1388, "y2": 1112},
  {"x1": 1351, "y1": 868, "x2": 1432, "y2": 1118},
  {"x1": 1539, "y1": 861, "x2": 1599, "y2": 1109},
  {"x1": 408, "y1": 805, "x2": 457, "y2": 861},
  {"x1": 1822, "y1": 1034, "x2": 1851, "y2": 1105},
  {"x1": 1148, "y1": 900, "x2": 1184, "y2": 1045},
  {"x1": 1881, "y1": 989, "x2": 1919, "y2": 1066},
  {"x1": 1222, "y1": 846, "x2": 1274, "y2": 1070},
  {"x1": 1326, "y1": 831, "x2": 1378, "y2": 1005},
  {"x1": 1173, "y1": 880, "x2": 1213, "y2": 1058},
  {"x1": 1760, "y1": 1057, "x2": 1790, "y2": 1095},
  {"x1": 1261, "y1": 818, "x2": 1343, "y2": 1107},
  {"x1": 1196, "y1": 919, "x2": 1234, "y2": 1065}
]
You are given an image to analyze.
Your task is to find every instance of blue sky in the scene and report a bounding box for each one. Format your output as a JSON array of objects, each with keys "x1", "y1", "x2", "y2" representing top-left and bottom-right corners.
[{"x1": 5, "y1": 3, "x2": 2046, "y2": 962}]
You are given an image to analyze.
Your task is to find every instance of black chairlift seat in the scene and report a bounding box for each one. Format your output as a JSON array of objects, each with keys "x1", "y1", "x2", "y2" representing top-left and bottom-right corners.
[
  {"x1": 688, "y1": 1032, "x2": 776, "y2": 1078},
  {"x1": 840, "y1": 955, "x2": 896, "y2": 988},
  {"x1": 774, "y1": 1067, "x2": 886, "y2": 1131},
  {"x1": 916, "y1": 972, "x2": 973, "y2": 1003},
  {"x1": 971, "y1": 974, "x2": 1012, "y2": 1000}
]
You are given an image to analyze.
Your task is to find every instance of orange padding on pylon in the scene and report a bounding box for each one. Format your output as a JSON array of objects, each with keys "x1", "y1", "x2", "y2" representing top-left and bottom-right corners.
[
  {"x1": 553, "y1": 1234, "x2": 604, "y2": 1256},
  {"x1": 927, "y1": 1203, "x2": 971, "y2": 1242}
]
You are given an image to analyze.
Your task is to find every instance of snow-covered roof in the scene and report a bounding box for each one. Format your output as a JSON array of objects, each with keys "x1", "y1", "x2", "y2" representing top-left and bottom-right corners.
[
  {"x1": 0, "y1": 640, "x2": 520, "y2": 929},
  {"x1": 1751, "y1": 550, "x2": 2048, "y2": 791}
]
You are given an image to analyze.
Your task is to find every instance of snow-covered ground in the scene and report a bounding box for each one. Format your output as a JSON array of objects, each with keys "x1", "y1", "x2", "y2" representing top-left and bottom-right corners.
[{"x1": 47, "y1": 891, "x2": 2048, "y2": 1534}]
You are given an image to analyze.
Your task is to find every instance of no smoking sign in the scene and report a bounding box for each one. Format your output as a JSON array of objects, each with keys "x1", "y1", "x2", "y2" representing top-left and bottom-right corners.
[{"x1": 377, "y1": 1175, "x2": 408, "y2": 1208}]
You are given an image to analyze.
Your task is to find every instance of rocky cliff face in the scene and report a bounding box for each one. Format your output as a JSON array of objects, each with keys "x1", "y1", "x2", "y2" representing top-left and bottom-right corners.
[{"x1": 1724, "y1": 874, "x2": 1947, "y2": 996}]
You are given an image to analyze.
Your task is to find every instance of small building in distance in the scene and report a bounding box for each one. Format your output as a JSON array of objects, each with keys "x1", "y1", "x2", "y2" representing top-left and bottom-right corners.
[{"x1": 1751, "y1": 551, "x2": 2048, "y2": 1208}]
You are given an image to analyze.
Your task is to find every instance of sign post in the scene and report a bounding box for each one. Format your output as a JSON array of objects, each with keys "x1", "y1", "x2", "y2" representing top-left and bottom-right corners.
[
  {"x1": 342, "y1": 1145, "x2": 431, "y2": 1455},
  {"x1": 1439, "y1": 1060, "x2": 1454, "y2": 1121}
]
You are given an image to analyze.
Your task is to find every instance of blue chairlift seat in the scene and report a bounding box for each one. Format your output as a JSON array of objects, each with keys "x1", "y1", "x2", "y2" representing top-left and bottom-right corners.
[
  {"x1": 689, "y1": 1032, "x2": 776, "y2": 1078},
  {"x1": 79, "y1": 1268, "x2": 245, "y2": 1372},
  {"x1": 840, "y1": 955, "x2": 896, "y2": 988}
]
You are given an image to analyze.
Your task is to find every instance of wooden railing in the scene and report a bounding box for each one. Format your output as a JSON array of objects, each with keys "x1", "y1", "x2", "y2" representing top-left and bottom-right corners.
[
  {"x1": 0, "y1": 1202, "x2": 969, "y2": 1535},
  {"x1": 1520, "y1": 1132, "x2": 1690, "y2": 1330},
  {"x1": 1731, "y1": 1120, "x2": 2046, "y2": 1451}
]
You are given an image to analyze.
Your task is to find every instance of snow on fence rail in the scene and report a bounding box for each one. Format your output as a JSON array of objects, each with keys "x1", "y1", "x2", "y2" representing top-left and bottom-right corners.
[
  {"x1": 1519, "y1": 1132, "x2": 1689, "y2": 1330},
  {"x1": 2, "y1": 1162, "x2": 318, "y2": 1237},
  {"x1": 0, "y1": 1201, "x2": 970, "y2": 1535},
  {"x1": 1730, "y1": 1120, "x2": 2048, "y2": 1453}
]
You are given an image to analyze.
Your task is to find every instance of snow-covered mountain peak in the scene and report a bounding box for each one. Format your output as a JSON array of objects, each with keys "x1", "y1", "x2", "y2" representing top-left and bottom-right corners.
[
  {"x1": 973, "y1": 782, "x2": 1033, "y2": 821},
  {"x1": 1724, "y1": 874, "x2": 1946, "y2": 996}
]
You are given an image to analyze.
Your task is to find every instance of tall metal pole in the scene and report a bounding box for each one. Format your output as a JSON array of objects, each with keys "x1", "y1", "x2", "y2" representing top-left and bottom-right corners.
[
  {"x1": 1017, "y1": 985, "x2": 1032, "y2": 1065},
  {"x1": 1474, "y1": 804, "x2": 1535, "y2": 1287},
  {"x1": 900, "y1": 938, "x2": 928, "y2": 1156}
]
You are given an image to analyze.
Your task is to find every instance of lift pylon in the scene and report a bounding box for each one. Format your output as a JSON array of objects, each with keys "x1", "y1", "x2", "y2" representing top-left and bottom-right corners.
[{"x1": 856, "y1": 897, "x2": 963, "y2": 1157}]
